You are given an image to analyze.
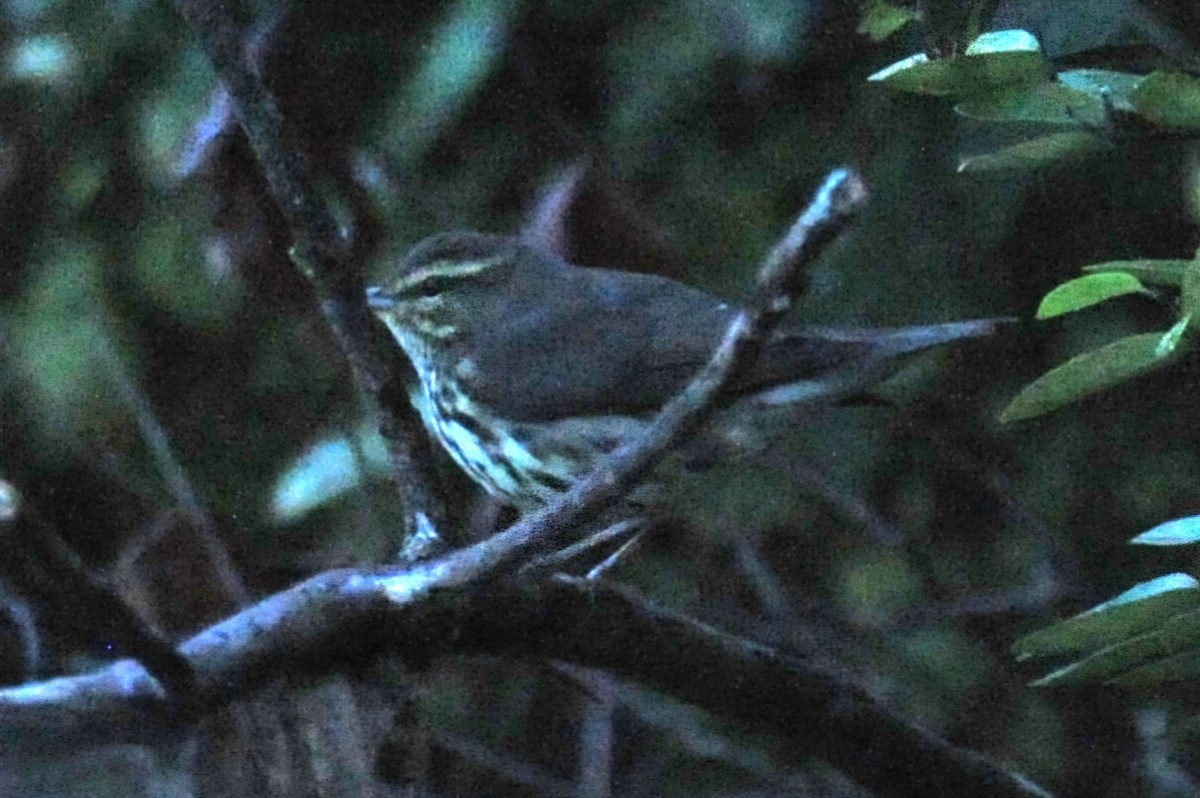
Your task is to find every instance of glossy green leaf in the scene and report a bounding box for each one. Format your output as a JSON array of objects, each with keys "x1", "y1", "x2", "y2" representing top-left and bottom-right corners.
[
  {"x1": 1056, "y1": 69, "x2": 1143, "y2": 112},
  {"x1": 1130, "y1": 71, "x2": 1200, "y2": 132},
  {"x1": 955, "y1": 81, "x2": 1104, "y2": 126},
  {"x1": 1035, "y1": 273, "x2": 1149, "y2": 319},
  {"x1": 999, "y1": 332, "x2": 1181, "y2": 423},
  {"x1": 868, "y1": 29, "x2": 1045, "y2": 97},
  {"x1": 1081, "y1": 259, "x2": 1190, "y2": 287},
  {"x1": 1132, "y1": 515, "x2": 1200, "y2": 546},
  {"x1": 964, "y1": 29, "x2": 1040, "y2": 56},
  {"x1": 957, "y1": 131, "x2": 1106, "y2": 172},
  {"x1": 856, "y1": 1, "x2": 918, "y2": 43},
  {"x1": 1013, "y1": 574, "x2": 1200, "y2": 661},
  {"x1": 1032, "y1": 607, "x2": 1200, "y2": 687}
]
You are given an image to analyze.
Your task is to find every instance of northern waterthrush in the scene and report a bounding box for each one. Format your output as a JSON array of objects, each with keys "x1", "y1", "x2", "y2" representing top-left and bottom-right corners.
[{"x1": 368, "y1": 231, "x2": 1007, "y2": 513}]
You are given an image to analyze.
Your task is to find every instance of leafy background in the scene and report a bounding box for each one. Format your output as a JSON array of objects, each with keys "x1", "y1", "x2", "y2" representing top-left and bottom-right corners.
[{"x1": 3, "y1": 0, "x2": 1200, "y2": 795}]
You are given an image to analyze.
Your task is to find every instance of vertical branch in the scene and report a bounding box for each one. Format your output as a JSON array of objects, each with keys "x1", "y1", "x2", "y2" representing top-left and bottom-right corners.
[{"x1": 172, "y1": 0, "x2": 446, "y2": 548}]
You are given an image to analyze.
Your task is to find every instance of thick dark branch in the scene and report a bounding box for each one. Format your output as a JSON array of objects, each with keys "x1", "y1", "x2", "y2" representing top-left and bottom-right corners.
[
  {"x1": 172, "y1": 0, "x2": 446, "y2": 545},
  {"x1": 0, "y1": 568, "x2": 1051, "y2": 798}
]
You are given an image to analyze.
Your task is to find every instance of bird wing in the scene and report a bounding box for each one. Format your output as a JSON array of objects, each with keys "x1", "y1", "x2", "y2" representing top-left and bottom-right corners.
[
  {"x1": 457, "y1": 246, "x2": 1005, "y2": 421},
  {"x1": 456, "y1": 246, "x2": 767, "y2": 420}
]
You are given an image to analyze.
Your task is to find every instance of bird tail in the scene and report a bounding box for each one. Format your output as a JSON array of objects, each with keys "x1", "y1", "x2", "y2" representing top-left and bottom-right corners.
[
  {"x1": 751, "y1": 316, "x2": 1017, "y2": 406},
  {"x1": 806, "y1": 316, "x2": 1018, "y2": 357}
]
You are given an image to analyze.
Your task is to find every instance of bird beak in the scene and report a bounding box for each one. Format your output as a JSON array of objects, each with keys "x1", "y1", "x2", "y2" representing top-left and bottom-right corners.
[{"x1": 365, "y1": 286, "x2": 394, "y2": 311}]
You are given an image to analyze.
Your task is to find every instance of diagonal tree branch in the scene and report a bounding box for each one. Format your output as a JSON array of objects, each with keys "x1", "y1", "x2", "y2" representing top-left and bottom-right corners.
[
  {"x1": 172, "y1": 0, "x2": 446, "y2": 549},
  {"x1": 434, "y1": 167, "x2": 869, "y2": 584}
]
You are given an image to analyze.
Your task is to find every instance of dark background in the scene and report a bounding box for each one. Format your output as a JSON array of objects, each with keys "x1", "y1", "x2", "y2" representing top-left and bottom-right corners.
[{"x1": 2, "y1": 0, "x2": 1200, "y2": 795}]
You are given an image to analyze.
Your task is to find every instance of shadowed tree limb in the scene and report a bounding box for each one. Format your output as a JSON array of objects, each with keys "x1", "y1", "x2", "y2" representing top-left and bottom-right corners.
[
  {"x1": 0, "y1": 570, "x2": 1051, "y2": 798},
  {"x1": 172, "y1": 0, "x2": 447, "y2": 553}
]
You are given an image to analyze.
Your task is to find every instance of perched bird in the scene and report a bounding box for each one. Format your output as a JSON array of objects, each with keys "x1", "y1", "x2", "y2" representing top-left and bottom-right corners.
[{"x1": 368, "y1": 231, "x2": 1009, "y2": 513}]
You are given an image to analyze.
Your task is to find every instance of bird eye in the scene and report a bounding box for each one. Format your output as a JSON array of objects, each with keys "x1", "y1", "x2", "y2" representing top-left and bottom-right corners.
[{"x1": 411, "y1": 274, "x2": 453, "y2": 298}]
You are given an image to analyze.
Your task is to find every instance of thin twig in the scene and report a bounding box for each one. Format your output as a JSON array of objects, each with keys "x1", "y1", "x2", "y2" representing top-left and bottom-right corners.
[
  {"x1": 520, "y1": 518, "x2": 645, "y2": 578},
  {"x1": 439, "y1": 168, "x2": 870, "y2": 583},
  {"x1": 0, "y1": 480, "x2": 195, "y2": 699},
  {"x1": 584, "y1": 530, "x2": 644, "y2": 581},
  {"x1": 95, "y1": 333, "x2": 249, "y2": 606},
  {"x1": 0, "y1": 581, "x2": 40, "y2": 680}
]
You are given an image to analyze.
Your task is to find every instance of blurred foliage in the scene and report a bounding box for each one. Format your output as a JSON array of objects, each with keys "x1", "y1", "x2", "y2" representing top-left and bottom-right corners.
[{"x1": 4, "y1": 0, "x2": 1200, "y2": 796}]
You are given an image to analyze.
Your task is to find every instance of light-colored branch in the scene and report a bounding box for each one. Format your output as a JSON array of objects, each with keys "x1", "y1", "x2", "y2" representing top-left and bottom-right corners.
[
  {"x1": 432, "y1": 168, "x2": 870, "y2": 586},
  {"x1": 0, "y1": 571, "x2": 1051, "y2": 798}
]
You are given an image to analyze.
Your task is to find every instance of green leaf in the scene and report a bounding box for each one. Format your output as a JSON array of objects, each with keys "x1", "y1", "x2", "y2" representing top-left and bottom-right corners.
[
  {"x1": 856, "y1": 2, "x2": 918, "y2": 43},
  {"x1": 955, "y1": 81, "x2": 1104, "y2": 126},
  {"x1": 1035, "y1": 273, "x2": 1149, "y2": 319},
  {"x1": 964, "y1": 29, "x2": 1040, "y2": 56},
  {"x1": 1032, "y1": 607, "x2": 1200, "y2": 687},
  {"x1": 1013, "y1": 573, "x2": 1200, "y2": 661},
  {"x1": 1056, "y1": 69, "x2": 1143, "y2": 113},
  {"x1": 1130, "y1": 71, "x2": 1200, "y2": 132},
  {"x1": 1132, "y1": 515, "x2": 1200, "y2": 546},
  {"x1": 868, "y1": 29, "x2": 1045, "y2": 97},
  {"x1": 999, "y1": 331, "x2": 1181, "y2": 423},
  {"x1": 1109, "y1": 646, "x2": 1200, "y2": 687},
  {"x1": 7, "y1": 34, "x2": 78, "y2": 84},
  {"x1": 135, "y1": 215, "x2": 244, "y2": 329},
  {"x1": 1082, "y1": 259, "x2": 1190, "y2": 287},
  {"x1": 11, "y1": 243, "x2": 125, "y2": 444},
  {"x1": 1156, "y1": 315, "x2": 1191, "y2": 357},
  {"x1": 957, "y1": 131, "x2": 1107, "y2": 172},
  {"x1": 1183, "y1": 260, "x2": 1200, "y2": 318},
  {"x1": 382, "y1": 0, "x2": 519, "y2": 165}
]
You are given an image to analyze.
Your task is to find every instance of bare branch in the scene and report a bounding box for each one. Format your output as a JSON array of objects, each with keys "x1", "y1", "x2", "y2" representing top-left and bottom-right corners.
[
  {"x1": 172, "y1": 0, "x2": 446, "y2": 548},
  {"x1": 0, "y1": 479, "x2": 194, "y2": 699},
  {"x1": 436, "y1": 167, "x2": 870, "y2": 583},
  {"x1": 0, "y1": 570, "x2": 1052, "y2": 798},
  {"x1": 519, "y1": 518, "x2": 646, "y2": 578}
]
